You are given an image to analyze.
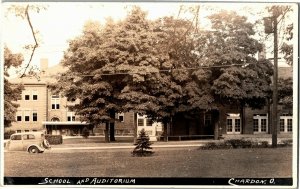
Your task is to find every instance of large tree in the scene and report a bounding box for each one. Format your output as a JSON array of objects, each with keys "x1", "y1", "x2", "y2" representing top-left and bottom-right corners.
[{"x1": 4, "y1": 47, "x2": 24, "y2": 127}]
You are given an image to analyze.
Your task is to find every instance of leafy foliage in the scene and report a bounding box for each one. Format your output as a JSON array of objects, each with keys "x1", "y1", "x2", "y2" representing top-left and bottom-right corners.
[
  {"x1": 132, "y1": 129, "x2": 154, "y2": 156},
  {"x1": 4, "y1": 47, "x2": 24, "y2": 127}
]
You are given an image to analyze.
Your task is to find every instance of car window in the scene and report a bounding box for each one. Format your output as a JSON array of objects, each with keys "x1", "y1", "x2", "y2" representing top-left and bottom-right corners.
[
  {"x1": 23, "y1": 134, "x2": 35, "y2": 140},
  {"x1": 11, "y1": 135, "x2": 22, "y2": 140}
]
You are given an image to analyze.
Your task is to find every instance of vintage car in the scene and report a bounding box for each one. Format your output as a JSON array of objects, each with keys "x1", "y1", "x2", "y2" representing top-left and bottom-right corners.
[{"x1": 5, "y1": 132, "x2": 51, "y2": 153}]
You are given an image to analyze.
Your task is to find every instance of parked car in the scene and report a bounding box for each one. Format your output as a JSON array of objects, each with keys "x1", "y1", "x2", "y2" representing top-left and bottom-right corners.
[{"x1": 5, "y1": 132, "x2": 51, "y2": 153}]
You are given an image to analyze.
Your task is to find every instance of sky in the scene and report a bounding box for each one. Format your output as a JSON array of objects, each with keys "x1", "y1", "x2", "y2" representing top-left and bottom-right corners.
[{"x1": 3, "y1": 2, "x2": 297, "y2": 77}]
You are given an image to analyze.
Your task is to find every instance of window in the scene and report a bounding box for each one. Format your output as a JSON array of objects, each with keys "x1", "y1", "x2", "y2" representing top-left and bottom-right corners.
[
  {"x1": 227, "y1": 119, "x2": 233, "y2": 132},
  {"x1": 16, "y1": 130, "x2": 21, "y2": 133},
  {"x1": 25, "y1": 130, "x2": 29, "y2": 132},
  {"x1": 17, "y1": 116, "x2": 22, "y2": 122},
  {"x1": 138, "y1": 119, "x2": 144, "y2": 126},
  {"x1": 261, "y1": 119, "x2": 267, "y2": 132},
  {"x1": 287, "y1": 119, "x2": 292, "y2": 132},
  {"x1": 32, "y1": 130, "x2": 37, "y2": 132},
  {"x1": 51, "y1": 95, "x2": 60, "y2": 109},
  {"x1": 67, "y1": 112, "x2": 75, "y2": 122},
  {"x1": 33, "y1": 95, "x2": 38, "y2": 100},
  {"x1": 32, "y1": 90, "x2": 38, "y2": 100},
  {"x1": 32, "y1": 112, "x2": 37, "y2": 121},
  {"x1": 23, "y1": 134, "x2": 35, "y2": 140},
  {"x1": 253, "y1": 119, "x2": 259, "y2": 132},
  {"x1": 24, "y1": 111, "x2": 30, "y2": 122},
  {"x1": 146, "y1": 119, "x2": 152, "y2": 126},
  {"x1": 235, "y1": 119, "x2": 241, "y2": 132},
  {"x1": 280, "y1": 119, "x2": 285, "y2": 132},
  {"x1": 11, "y1": 135, "x2": 22, "y2": 140},
  {"x1": 25, "y1": 95, "x2": 30, "y2": 100}
]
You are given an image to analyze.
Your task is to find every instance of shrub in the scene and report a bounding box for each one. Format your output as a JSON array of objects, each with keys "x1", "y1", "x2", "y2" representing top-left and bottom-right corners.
[
  {"x1": 45, "y1": 135, "x2": 63, "y2": 145},
  {"x1": 132, "y1": 129, "x2": 154, "y2": 157},
  {"x1": 4, "y1": 130, "x2": 15, "y2": 139},
  {"x1": 280, "y1": 139, "x2": 293, "y2": 147},
  {"x1": 82, "y1": 127, "x2": 90, "y2": 139},
  {"x1": 260, "y1": 141, "x2": 269, "y2": 148},
  {"x1": 225, "y1": 139, "x2": 252, "y2": 148}
]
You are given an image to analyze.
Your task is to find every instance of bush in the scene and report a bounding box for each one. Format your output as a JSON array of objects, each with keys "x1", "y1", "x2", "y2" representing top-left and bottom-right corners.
[
  {"x1": 4, "y1": 130, "x2": 15, "y2": 139},
  {"x1": 82, "y1": 127, "x2": 90, "y2": 139},
  {"x1": 280, "y1": 139, "x2": 293, "y2": 147},
  {"x1": 45, "y1": 135, "x2": 63, "y2": 145},
  {"x1": 225, "y1": 139, "x2": 252, "y2": 148}
]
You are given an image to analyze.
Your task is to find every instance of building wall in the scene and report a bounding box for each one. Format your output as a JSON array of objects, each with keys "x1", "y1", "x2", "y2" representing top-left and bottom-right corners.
[{"x1": 8, "y1": 83, "x2": 47, "y2": 132}]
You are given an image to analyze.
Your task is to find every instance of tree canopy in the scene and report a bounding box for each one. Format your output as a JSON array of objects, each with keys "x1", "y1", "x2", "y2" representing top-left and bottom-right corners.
[
  {"x1": 53, "y1": 6, "x2": 275, "y2": 136},
  {"x1": 4, "y1": 47, "x2": 24, "y2": 127}
]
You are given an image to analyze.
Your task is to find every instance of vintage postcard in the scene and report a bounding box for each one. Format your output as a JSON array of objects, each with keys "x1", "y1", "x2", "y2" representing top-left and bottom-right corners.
[{"x1": 1, "y1": 1, "x2": 298, "y2": 188}]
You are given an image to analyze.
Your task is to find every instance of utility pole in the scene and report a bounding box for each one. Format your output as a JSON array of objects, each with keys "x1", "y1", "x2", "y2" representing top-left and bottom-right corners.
[
  {"x1": 264, "y1": 7, "x2": 281, "y2": 148},
  {"x1": 272, "y1": 14, "x2": 278, "y2": 148}
]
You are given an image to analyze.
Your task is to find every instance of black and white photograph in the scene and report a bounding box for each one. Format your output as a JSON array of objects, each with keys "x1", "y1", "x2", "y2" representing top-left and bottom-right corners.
[{"x1": 1, "y1": 1, "x2": 298, "y2": 188}]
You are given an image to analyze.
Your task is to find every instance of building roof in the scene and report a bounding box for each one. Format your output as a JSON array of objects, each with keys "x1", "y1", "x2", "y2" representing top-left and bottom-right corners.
[{"x1": 9, "y1": 63, "x2": 68, "y2": 85}]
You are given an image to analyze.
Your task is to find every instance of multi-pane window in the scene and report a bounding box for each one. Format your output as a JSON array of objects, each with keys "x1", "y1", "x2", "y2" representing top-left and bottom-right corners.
[
  {"x1": 253, "y1": 119, "x2": 259, "y2": 132},
  {"x1": 227, "y1": 119, "x2": 233, "y2": 132},
  {"x1": 280, "y1": 119, "x2": 285, "y2": 132},
  {"x1": 138, "y1": 119, "x2": 144, "y2": 126},
  {"x1": 146, "y1": 119, "x2": 152, "y2": 126},
  {"x1": 261, "y1": 119, "x2": 267, "y2": 132},
  {"x1": 235, "y1": 119, "x2": 241, "y2": 132},
  {"x1": 67, "y1": 112, "x2": 76, "y2": 122},
  {"x1": 32, "y1": 111, "x2": 38, "y2": 121},
  {"x1": 287, "y1": 119, "x2": 292, "y2": 132},
  {"x1": 280, "y1": 115, "x2": 293, "y2": 133},
  {"x1": 51, "y1": 95, "x2": 60, "y2": 109}
]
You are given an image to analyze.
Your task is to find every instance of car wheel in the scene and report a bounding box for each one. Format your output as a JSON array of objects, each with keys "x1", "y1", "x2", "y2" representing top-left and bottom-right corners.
[{"x1": 28, "y1": 146, "x2": 39, "y2": 153}]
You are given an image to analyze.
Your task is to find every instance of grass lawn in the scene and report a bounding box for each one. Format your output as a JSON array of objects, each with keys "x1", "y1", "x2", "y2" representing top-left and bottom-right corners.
[{"x1": 4, "y1": 147, "x2": 292, "y2": 178}]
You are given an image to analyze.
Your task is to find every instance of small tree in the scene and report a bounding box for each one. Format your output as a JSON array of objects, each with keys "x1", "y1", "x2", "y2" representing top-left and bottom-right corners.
[
  {"x1": 132, "y1": 129, "x2": 154, "y2": 157},
  {"x1": 82, "y1": 127, "x2": 90, "y2": 139}
]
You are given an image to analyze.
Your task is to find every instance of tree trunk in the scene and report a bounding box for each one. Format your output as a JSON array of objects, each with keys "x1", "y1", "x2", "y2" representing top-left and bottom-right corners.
[
  {"x1": 133, "y1": 112, "x2": 137, "y2": 144},
  {"x1": 109, "y1": 122, "x2": 115, "y2": 141},
  {"x1": 104, "y1": 122, "x2": 109, "y2": 143},
  {"x1": 109, "y1": 110, "x2": 116, "y2": 142},
  {"x1": 240, "y1": 104, "x2": 245, "y2": 134},
  {"x1": 213, "y1": 110, "x2": 220, "y2": 140},
  {"x1": 163, "y1": 119, "x2": 169, "y2": 142}
]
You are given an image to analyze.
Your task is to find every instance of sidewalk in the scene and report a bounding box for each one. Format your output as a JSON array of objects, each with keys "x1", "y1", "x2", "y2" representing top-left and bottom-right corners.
[{"x1": 50, "y1": 139, "x2": 213, "y2": 151}]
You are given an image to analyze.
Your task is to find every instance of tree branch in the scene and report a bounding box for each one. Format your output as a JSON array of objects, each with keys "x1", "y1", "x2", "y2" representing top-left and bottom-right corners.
[{"x1": 20, "y1": 5, "x2": 39, "y2": 78}]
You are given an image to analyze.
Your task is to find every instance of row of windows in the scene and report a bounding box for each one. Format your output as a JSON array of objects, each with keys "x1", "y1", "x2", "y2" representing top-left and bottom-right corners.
[
  {"x1": 227, "y1": 114, "x2": 292, "y2": 133},
  {"x1": 16, "y1": 111, "x2": 38, "y2": 122},
  {"x1": 24, "y1": 94, "x2": 38, "y2": 101},
  {"x1": 138, "y1": 118, "x2": 152, "y2": 127}
]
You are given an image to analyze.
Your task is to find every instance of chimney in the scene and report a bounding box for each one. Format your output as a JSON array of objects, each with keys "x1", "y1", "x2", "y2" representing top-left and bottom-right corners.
[{"x1": 40, "y1": 58, "x2": 48, "y2": 73}]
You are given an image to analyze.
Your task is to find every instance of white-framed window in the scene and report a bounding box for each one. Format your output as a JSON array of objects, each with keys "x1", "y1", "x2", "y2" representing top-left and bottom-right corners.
[
  {"x1": 138, "y1": 119, "x2": 144, "y2": 126},
  {"x1": 51, "y1": 95, "x2": 60, "y2": 109},
  {"x1": 146, "y1": 119, "x2": 152, "y2": 126},
  {"x1": 226, "y1": 113, "x2": 241, "y2": 134},
  {"x1": 253, "y1": 114, "x2": 268, "y2": 133},
  {"x1": 116, "y1": 113, "x2": 124, "y2": 122},
  {"x1": 67, "y1": 112, "x2": 76, "y2": 122},
  {"x1": 280, "y1": 115, "x2": 293, "y2": 133}
]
